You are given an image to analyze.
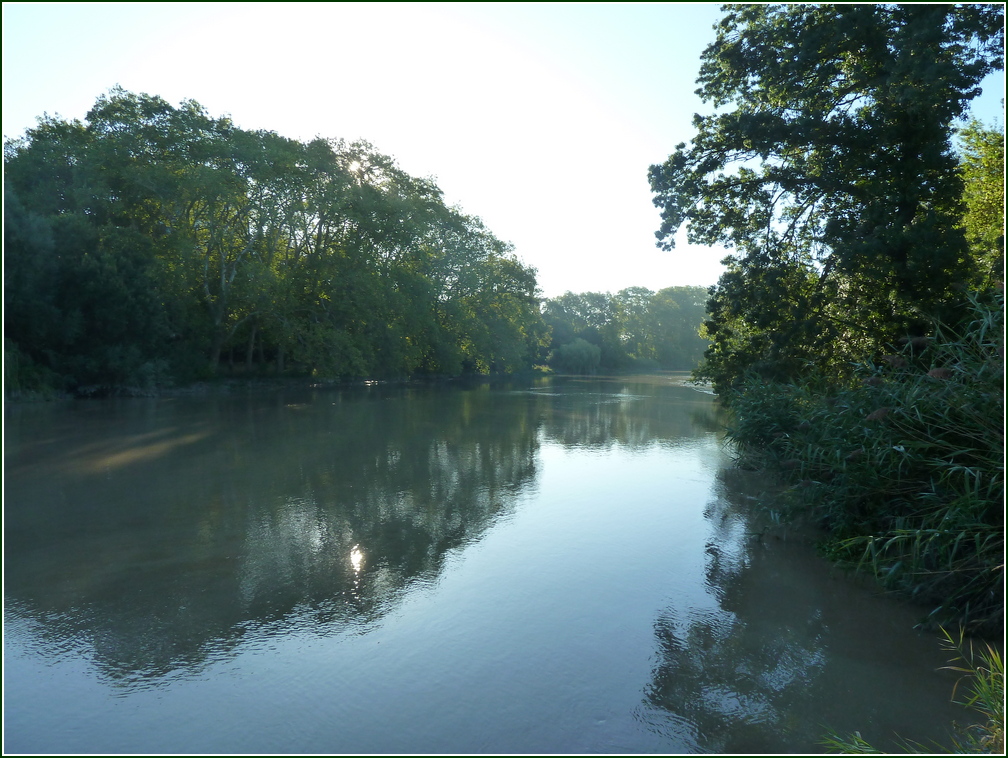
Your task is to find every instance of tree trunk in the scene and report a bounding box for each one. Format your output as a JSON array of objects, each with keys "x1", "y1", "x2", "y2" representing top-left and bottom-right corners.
[
  {"x1": 208, "y1": 336, "x2": 222, "y2": 375},
  {"x1": 246, "y1": 323, "x2": 258, "y2": 370}
]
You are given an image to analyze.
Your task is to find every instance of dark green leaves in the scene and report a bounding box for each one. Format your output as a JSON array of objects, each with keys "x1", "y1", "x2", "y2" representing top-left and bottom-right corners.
[
  {"x1": 4, "y1": 89, "x2": 547, "y2": 392},
  {"x1": 651, "y1": 3, "x2": 1004, "y2": 387}
]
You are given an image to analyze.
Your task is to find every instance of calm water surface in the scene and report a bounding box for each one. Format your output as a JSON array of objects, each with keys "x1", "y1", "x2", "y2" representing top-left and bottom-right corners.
[{"x1": 4, "y1": 376, "x2": 968, "y2": 753}]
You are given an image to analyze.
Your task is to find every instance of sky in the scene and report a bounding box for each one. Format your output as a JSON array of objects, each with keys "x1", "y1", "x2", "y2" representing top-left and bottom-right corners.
[{"x1": 3, "y1": 2, "x2": 1005, "y2": 298}]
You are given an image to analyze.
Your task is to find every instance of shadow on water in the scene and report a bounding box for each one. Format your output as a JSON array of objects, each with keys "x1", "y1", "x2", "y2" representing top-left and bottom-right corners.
[{"x1": 636, "y1": 467, "x2": 970, "y2": 754}]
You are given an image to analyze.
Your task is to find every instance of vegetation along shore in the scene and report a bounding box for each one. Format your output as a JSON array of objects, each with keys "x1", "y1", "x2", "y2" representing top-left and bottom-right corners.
[{"x1": 3, "y1": 3, "x2": 1004, "y2": 751}]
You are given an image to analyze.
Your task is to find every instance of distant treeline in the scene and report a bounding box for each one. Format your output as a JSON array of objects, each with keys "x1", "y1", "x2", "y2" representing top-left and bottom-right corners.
[
  {"x1": 542, "y1": 286, "x2": 709, "y2": 373},
  {"x1": 3, "y1": 88, "x2": 710, "y2": 396}
]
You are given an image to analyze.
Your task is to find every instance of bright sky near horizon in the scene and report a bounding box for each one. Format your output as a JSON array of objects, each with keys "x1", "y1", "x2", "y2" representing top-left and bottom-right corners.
[{"x1": 3, "y1": 2, "x2": 1005, "y2": 298}]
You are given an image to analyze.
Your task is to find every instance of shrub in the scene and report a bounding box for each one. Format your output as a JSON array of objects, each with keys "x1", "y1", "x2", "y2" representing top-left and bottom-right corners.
[
  {"x1": 551, "y1": 338, "x2": 602, "y2": 374},
  {"x1": 4, "y1": 338, "x2": 62, "y2": 399}
]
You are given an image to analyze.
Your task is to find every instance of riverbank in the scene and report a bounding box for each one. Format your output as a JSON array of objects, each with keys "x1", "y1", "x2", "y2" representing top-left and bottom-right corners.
[
  {"x1": 4, "y1": 367, "x2": 563, "y2": 404},
  {"x1": 719, "y1": 291, "x2": 1003, "y2": 638},
  {"x1": 6, "y1": 367, "x2": 716, "y2": 404}
]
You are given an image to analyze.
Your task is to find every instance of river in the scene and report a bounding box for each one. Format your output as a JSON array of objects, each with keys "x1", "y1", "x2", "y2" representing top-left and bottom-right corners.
[{"x1": 3, "y1": 375, "x2": 969, "y2": 753}]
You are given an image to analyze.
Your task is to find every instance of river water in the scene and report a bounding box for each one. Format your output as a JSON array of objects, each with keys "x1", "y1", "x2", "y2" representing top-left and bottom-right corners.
[{"x1": 3, "y1": 375, "x2": 969, "y2": 754}]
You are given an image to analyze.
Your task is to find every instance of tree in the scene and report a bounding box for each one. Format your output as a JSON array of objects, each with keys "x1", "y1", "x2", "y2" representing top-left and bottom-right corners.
[
  {"x1": 431, "y1": 215, "x2": 545, "y2": 374},
  {"x1": 651, "y1": 286, "x2": 710, "y2": 370},
  {"x1": 542, "y1": 291, "x2": 627, "y2": 368},
  {"x1": 4, "y1": 89, "x2": 548, "y2": 390},
  {"x1": 4, "y1": 107, "x2": 176, "y2": 388},
  {"x1": 649, "y1": 4, "x2": 1004, "y2": 388},
  {"x1": 613, "y1": 286, "x2": 657, "y2": 362},
  {"x1": 553, "y1": 338, "x2": 601, "y2": 375},
  {"x1": 79, "y1": 89, "x2": 256, "y2": 375},
  {"x1": 957, "y1": 118, "x2": 1005, "y2": 289},
  {"x1": 541, "y1": 286, "x2": 710, "y2": 372}
]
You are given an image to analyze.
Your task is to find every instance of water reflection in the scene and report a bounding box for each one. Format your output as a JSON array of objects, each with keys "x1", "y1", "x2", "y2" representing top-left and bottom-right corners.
[
  {"x1": 5, "y1": 377, "x2": 972, "y2": 754},
  {"x1": 638, "y1": 467, "x2": 967, "y2": 753},
  {"x1": 5, "y1": 383, "x2": 549, "y2": 686},
  {"x1": 4, "y1": 376, "x2": 707, "y2": 691},
  {"x1": 537, "y1": 376, "x2": 721, "y2": 451}
]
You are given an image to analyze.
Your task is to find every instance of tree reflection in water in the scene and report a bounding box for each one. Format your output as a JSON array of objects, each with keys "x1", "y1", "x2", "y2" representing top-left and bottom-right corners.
[
  {"x1": 6, "y1": 376, "x2": 721, "y2": 692},
  {"x1": 638, "y1": 467, "x2": 966, "y2": 753},
  {"x1": 5, "y1": 377, "x2": 969, "y2": 753},
  {"x1": 4, "y1": 382, "x2": 544, "y2": 687}
]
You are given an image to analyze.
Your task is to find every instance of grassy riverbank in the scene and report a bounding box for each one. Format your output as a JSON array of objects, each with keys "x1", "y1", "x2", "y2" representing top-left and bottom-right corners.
[
  {"x1": 718, "y1": 290, "x2": 1004, "y2": 752},
  {"x1": 719, "y1": 290, "x2": 1003, "y2": 637}
]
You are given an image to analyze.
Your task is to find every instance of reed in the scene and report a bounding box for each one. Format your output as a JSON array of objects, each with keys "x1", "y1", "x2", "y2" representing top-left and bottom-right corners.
[
  {"x1": 940, "y1": 627, "x2": 1005, "y2": 754},
  {"x1": 723, "y1": 289, "x2": 1004, "y2": 634}
]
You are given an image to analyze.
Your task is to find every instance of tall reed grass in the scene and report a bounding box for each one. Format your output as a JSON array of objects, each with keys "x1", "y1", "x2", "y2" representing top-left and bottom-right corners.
[{"x1": 722, "y1": 290, "x2": 1004, "y2": 634}]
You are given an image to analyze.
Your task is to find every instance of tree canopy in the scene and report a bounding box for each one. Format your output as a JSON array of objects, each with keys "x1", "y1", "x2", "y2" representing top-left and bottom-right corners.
[
  {"x1": 4, "y1": 89, "x2": 549, "y2": 393},
  {"x1": 649, "y1": 3, "x2": 1004, "y2": 390},
  {"x1": 958, "y1": 117, "x2": 1005, "y2": 289},
  {"x1": 542, "y1": 286, "x2": 709, "y2": 373}
]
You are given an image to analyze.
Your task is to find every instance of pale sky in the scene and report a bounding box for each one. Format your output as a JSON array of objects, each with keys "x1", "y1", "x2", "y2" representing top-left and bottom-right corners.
[{"x1": 3, "y1": 2, "x2": 1004, "y2": 298}]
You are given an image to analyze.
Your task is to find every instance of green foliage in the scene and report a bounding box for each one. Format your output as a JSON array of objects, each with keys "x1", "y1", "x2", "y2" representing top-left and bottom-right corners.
[
  {"x1": 724, "y1": 291, "x2": 1004, "y2": 634},
  {"x1": 648, "y1": 286, "x2": 709, "y2": 369},
  {"x1": 543, "y1": 290, "x2": 624, "y2": 367},
  {"x1": 958, "y1": 119, "x2": 1005, "y2": 290},
  {"x1": 694, "y1": 255, "x2": 849, "y2": 392},
  {"x1": 542, "y1": 286, "x2": 709, "y2": 372},
  {"x1": 4, "y1": 338, "x2": 61, "y2": 398},
  {"x1": 651, "y1": 4, "x2": 1004, "y2": 388},
  {"x1": 4, "y1": 88, "x2": 547, "y2": 393},
  {"x1": 819, "y1": 730, "x2": 883, "y2": 754},
  {"x1": 940, "y1": 628, "x2": 1005, "y2": 754},
  {"x1": 552, "y1": 338, "x2": 601, "y2": 375}
]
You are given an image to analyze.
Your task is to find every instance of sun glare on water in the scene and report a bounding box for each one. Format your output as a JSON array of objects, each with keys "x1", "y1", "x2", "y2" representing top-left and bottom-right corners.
[{"x1": 350, "y1": 545, "x2": 364, "y2": 573}]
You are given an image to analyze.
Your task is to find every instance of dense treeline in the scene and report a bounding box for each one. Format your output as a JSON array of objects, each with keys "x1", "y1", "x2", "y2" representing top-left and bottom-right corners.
[
  {"x1": 4, "y1": 88, "x2": 548, "y2": 395},
  {"x1": 650, "y1": 4, "x2": 1004, "y2": 634},
  {"x1": 542, "y1": 286, "x2": 709, "y2": 374}
]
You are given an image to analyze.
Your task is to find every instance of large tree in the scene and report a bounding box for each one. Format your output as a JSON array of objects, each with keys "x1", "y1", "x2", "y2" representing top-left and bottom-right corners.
[
  {"x1": 649, "y1": 4, "x2": 1004, "y2": 389},
  {"x1": 4, "y1": 89, "x2": 547, "y2": 391}
]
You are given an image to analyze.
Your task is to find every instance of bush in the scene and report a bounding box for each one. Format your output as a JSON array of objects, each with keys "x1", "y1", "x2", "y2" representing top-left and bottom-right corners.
[
  {"x1": 4, "y1": 338, "x2": 62, "y2": 399},
  {"x1": 551, "y1": 338, "x2": 602, "y2": 374}
]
